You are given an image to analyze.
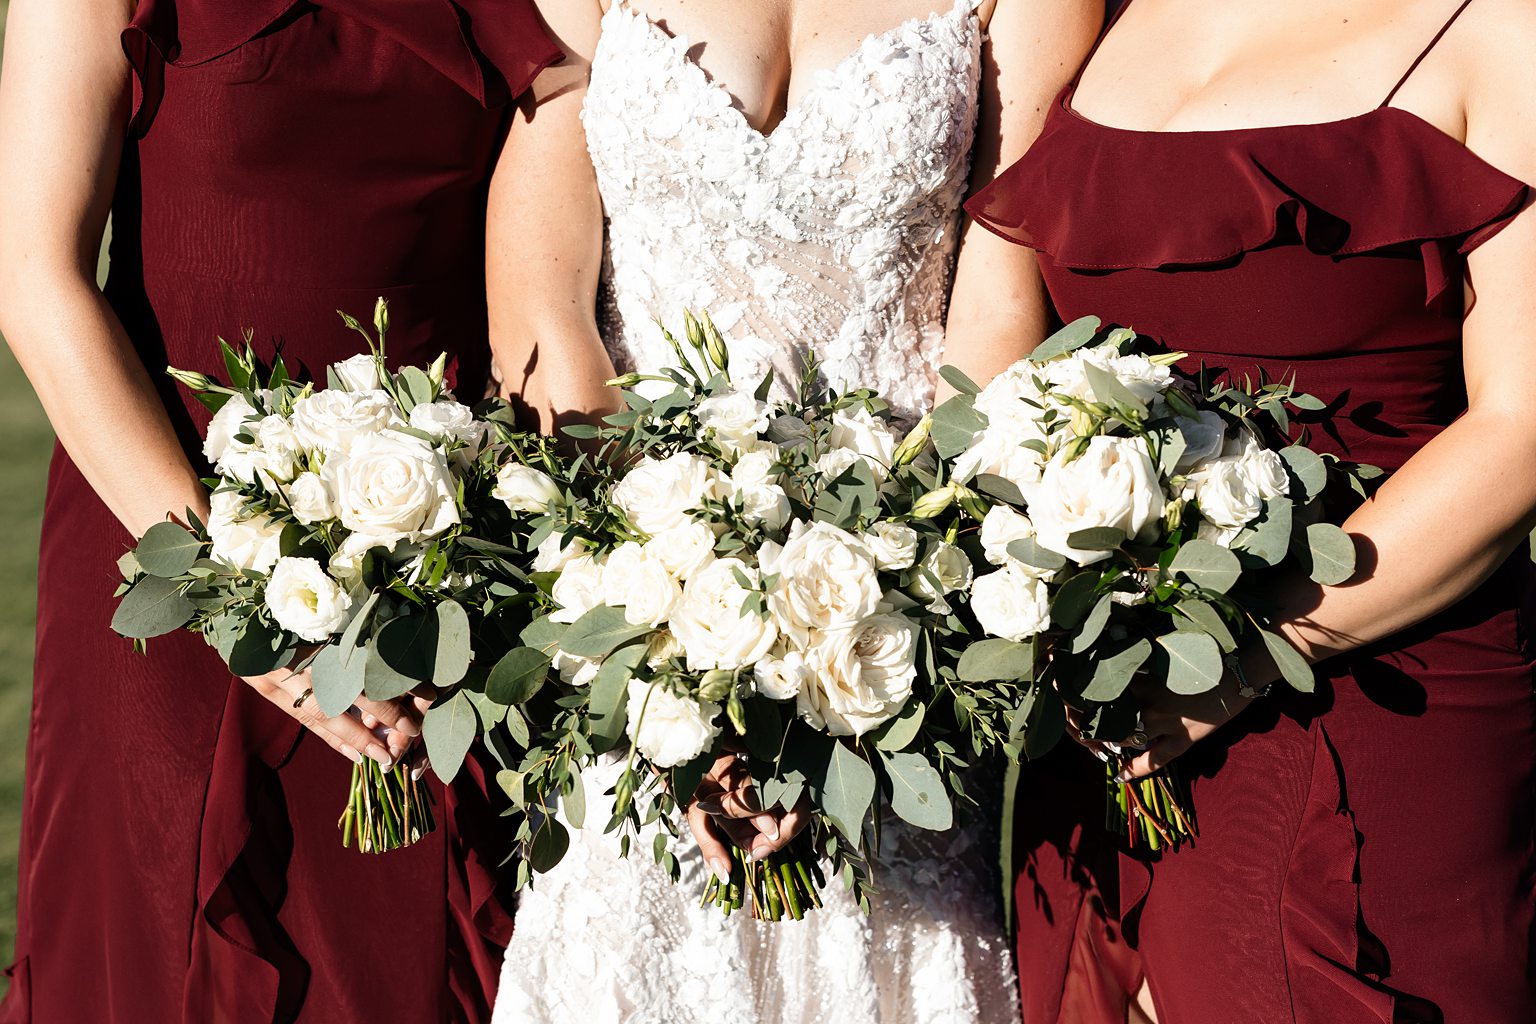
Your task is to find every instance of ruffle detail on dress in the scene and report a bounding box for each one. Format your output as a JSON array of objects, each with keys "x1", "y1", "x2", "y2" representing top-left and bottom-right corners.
[
  {"x1": 122, "y1": 0, "x2": 563, "y2": 138},
  {"x1": 965, "y1": 92, "x2": 1531, "y2": 304}
]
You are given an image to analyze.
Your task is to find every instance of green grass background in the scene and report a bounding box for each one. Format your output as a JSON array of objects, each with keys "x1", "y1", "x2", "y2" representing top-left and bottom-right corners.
[{"x1": 0, "y1": 0, "x2": 56, "y2": 971}]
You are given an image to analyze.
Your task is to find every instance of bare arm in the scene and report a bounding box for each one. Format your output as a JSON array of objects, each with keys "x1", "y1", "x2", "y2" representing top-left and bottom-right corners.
[
  {"x1": 939, "y1": 0, "x2": 1100, "y2": 397},
  {"x1": 487, "y1": 0, "x2": 620, "y2": 436},
  {"x1": 0, "y1": 0, "x2": 206, "y2": 537}
]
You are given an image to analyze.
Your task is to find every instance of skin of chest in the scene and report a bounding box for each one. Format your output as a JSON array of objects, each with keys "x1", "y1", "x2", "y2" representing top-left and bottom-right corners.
[{"x1": 600, "y1": 0, "x2": 989, "y2": 132}]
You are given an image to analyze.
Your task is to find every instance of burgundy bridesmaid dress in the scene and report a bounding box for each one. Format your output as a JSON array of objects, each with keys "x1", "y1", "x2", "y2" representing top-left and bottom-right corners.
[
  {"x1": 969, "y1": 2, "x2": 1536, "y2": 1021},
  {"x1": 2, "y1": 3, "x2": 560, "y2": 1022}
]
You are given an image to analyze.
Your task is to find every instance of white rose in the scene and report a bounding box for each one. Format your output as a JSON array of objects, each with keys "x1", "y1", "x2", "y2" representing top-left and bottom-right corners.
[
  {"x1": 910, "y1": 540, "x2": 974, "y2": 613},
  {"x1": 646, "y1": 629, "x2": 685, "y2": 668},
  {"x1": 287, "y1": 471, "x2": 335, "y2": 525},
  {"x1": 824, "y1": 406, "x2": 899, "y2": 482},
  {"x1": 218, "y1": 412, "x2": 301, "y2": 487},
  {"x1": 1044, "y1": 348, "x2": 1172, "y2": 406},
  {"x1": 552, "y1": 648, "x2": 600, "y2": 688},
  {"x1": 1233, "y1": 431, "x2": 1291, "y2": 501},
  {"x1": 612, "y1": 452, "x2": 722, "y2": 536},
  {"x1": 952, "y1": 425, "x2": 1048, "y2": 492},
  {"x1": 669, "y1": 558, "x2": 779, "y2": 671},
  {"x1": 264, "y1": 556, "x2": 352, "y2": 642},
  {"x1": 409, "y1": 400, "x2": 486, "y2": 448},
  {"x1": 322, "y1": 431, "x2": 460, "y2": 547},
  {"x1": 697, "y1": 390, "x2": 771, "y2": 449},
  {"x1": 1173, "y1": 410, "x2": 1228, "y2": 472},
  {"x1": 980, "y1": 504, "x2": 1036, "y2": 567},
  {"x1": 753, "y1": 649, "x2": 811, "y2": 701},
  {"x1": 601, "y1": 542, "x2": 682, "y2": 627},
  {"x1": 207, "y1": 490, "x2": 284, "y2": 574},
  {"x1": 762, "y1": 521, "x2": 882, "y2": 645},
  {"x1": 974, "y1": 363, "x2": 1050, "y2": 436},
  {"x1": 550, "y1": 553, "x2": 606, "y2": 624},
  {"x1": 331, "y1": 353, "x2": 384, "y2": 392},
  {"x1": 494, "y1": 463, "x2": 562, "y2": 514},
  {"x1": 533, "y1": 531, "x2": 588, "y2": 573},
  {"x1": 203, "y1": 394, "x2": 259, "y2": 466},
  {"x1": 1188, "y1": 457, "x2": 1264, "y2": 529},
  {"x1": 625, "y1": 680, "x2": 722, "y2": 768},
  {"x1": 290, "y1": 389, "x2": 401, "y2": 454},
  {"x1": 814, "y1": 447, "x2": 863, "y2": 480},
  {"x1": 729, "y1": 449, "x2": 780, "y2": 490},
  {"x1": 1032, "y1": 436, "x2": 1165, "y2": 565},
  {"x1": 863, "y1": 522, "x2": 918, "y2": 571},
  {"x1": 328, "y1": 532, "x2": 383, "y2": 582},
  {"x1": 644, "y1": 522, "x2": 718, "y2": 581},
  {"x1": 970, "y1": 566, "x2": 1052, "y2": 641},
  {"x1": 799, "y1": 614, "x2": 918, "y2": 737}
]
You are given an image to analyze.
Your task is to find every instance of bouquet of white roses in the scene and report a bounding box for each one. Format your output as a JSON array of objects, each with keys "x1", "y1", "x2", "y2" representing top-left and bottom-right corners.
[
  {"x1": 112, "y1": 301, "x2": 567, "y2": 853},
  {"x1": 924, "y1": 316, "x2": 1377, "y2": 850},
  {"x1": 475, "y1": 313, "x2": 1016, "y2": 920}
]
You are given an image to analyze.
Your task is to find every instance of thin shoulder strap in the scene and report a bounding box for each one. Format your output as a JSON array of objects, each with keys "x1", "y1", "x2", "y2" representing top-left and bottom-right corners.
[
  {"x1": 1068, "y1": 0, "x2": 1136, "y2": 91},
  {"x1": 1382, "y1": 0, "x2": 1477, "y2": 107}
]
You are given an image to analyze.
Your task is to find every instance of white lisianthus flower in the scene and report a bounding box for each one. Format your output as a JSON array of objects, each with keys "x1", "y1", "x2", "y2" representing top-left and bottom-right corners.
[
  {"x1": 550, "y1": 553, "x2": 606, "y2": 623},
  {"x1": 824, "y1": 406, "x2": 899, "y2": 482},
  {"x1": 601, "y1": 542, "x2": 682, "y2": 627},
  {"x1": 974, "y1": 363, "x2": 1051, "y2": 436},
  {"x1": 979, "y1": 504, "x2": 1033, "y2": 566},
  {"x1": 331, "y1": 353, "x2": 385, "y2": 392},
  {"x1": 951, "y1": 426, "x2": 1048, "y2": 493},
  {"x1": 970, "y1": 566, "x2": 1052, "y2": 641},
  {"x1": 646, "y1": 629, "x2": 685, "y2": 668},
  {"x1": 552, "y1": 648, "x2": 601, "y2": 688},
  {"x1": 799, "y1": 614, "x2": 918, "y2": 737},
  {"x1": 753, "y1": 649, "x2": 811, "y2": 701},
  {"x1": 203, "y1": 394, "x2": 260, "y2": 466},
  {"x1": 726, "y1": 448, "x2": 789, "y2": 529},
  {"x1": 729, "y1": 448, "x2": 780, "y2": 489},
  {"x1": 264, "y1": 557, "x2": 353, "y2": 642},
  {"x1": 286, "y1": 472, "x2": 335, "y2": 525},
  {"x1": 814, "y1": 447, "x2": 863, "y2": 480},
  {"x1": 669, "y1": 558, "x2": 779, "y2": 671},
  {"x1": 207, "y1": 490, "x2": 285, "y2": 574},
  {"x1": 328, "y1": 533, "x2": 383, "y2": 583},
  {"x1": 910, "y1": 540, "x2": 974, "y2": 613},
  {"x1": 290, "y1": 389, "x2": 401, "y2": 454},
  {"x1": 762, "y1": 521, "x2": 882, "y2": 645},
  {"x1": 1173, "y1": 410, "x2": 1228, "y2": 472},
  {"x1": 493, "y1": 463, "x2": 562, "y2": 514},
  {"x1": 409, "y1": 400, "x2": 486, "y2": 448},
  {"x1": 1044, "y1": 348, "x2": 1173, "y2": 406},
  {"x1": 644, "y1": 521, "x2": 718, "y2": 581},
  {"x1": 863, "y1": 522, "x2": 919, "y2": 571},
  {"x1": 612, "y1": 452, "x2": 722, "y2": 536},
  {"x1": 1032, "y1": 436, "x2": 1165, "y2": 565},
  {"x1": 322, "y1": 431, "x2": 459, "y2": 547},
  {"x1": 696, "y1": 390, "x2": 771, "y2": 450},
  {"x1": 624, "y1": 681, "x2": 722, "y2": 769},
  {"x1": 533, "y1": 531, "x2": 588, "y2": 573}
]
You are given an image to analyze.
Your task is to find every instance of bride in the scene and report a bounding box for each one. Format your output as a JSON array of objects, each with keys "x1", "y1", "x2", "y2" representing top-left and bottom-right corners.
[{"x1": 486, "y1": 1, "x2": 1097, "y2": 1020}]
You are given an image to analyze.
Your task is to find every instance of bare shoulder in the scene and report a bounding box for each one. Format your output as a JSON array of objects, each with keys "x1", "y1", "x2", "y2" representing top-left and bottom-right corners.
[
  {"x1": 529, "y1": 0, "x2": 606, "y2": 60},
  {"x1": 984, "y1": 0, "x2": 1101, "y2": 48},
  {"x1": 1451, "y1": 0, "x2": 1536, "y2": 182}
]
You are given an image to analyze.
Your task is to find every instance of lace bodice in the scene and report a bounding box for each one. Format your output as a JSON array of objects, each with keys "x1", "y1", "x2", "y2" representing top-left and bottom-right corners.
[
  {"x1": 496, "y1": 5, "x2": 1019, "y2": 1022},
  {"x1": 583, "y1": 0, "x2": 985, "y2": 421}
]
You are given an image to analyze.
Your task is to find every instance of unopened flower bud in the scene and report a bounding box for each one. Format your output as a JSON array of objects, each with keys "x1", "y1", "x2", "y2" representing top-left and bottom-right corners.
[
  {"x1": 891, "y1": 415, "x2": 932, "y2": 468},
  {"x1": 606, "y1": 372, "x2": 644, "y2": 389},
  {"x1": 910, "y1": 483, "x2": 957, "y2": 519},
  {"x1": 373, "y1": 296, "x2": 391, "y2": 338},
  {"x1": 702, "y1": 313, "x2": 731, "y2": 376},
  {"x1": 166, "y1": 367, "x2": 218, "y2": 392},
  {"x1": 698, "y1": 669, "x2": 734, "y2": 703}
]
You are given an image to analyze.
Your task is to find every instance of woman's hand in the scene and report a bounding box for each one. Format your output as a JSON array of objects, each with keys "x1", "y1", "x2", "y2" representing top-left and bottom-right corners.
[
  {"x1": 241, "y1": 666, "x2": 424, "y2": 769},
  {"x1": 1116, "y1": 675, "x2": 1256, "y2": 782},
  {"x1": 685, "y1": 750, "x2": 811, "y2": 878}
]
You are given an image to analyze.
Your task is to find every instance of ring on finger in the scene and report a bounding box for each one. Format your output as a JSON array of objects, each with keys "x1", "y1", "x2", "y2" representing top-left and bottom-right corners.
[
  {"x1": 1125, "y1": 714, "x2": 1150, "y2": 751},
  {"x1": 292, "y1": 688, "x2": 314, "y2": 710}
]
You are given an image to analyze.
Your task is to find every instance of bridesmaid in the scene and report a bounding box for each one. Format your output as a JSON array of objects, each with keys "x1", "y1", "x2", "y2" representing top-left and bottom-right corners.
[
  {"x1": 970, "y1": 0, "x2": 1536, "y2": 1020},
  {"x1": 0, "y1": 1, "x2": 558, "y2": 1021}
]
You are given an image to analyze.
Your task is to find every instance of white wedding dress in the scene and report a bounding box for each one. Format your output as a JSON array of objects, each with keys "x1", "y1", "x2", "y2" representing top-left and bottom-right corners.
[{"x1": 494, "y1": 2, "x2": 1020, "y2": 1022}]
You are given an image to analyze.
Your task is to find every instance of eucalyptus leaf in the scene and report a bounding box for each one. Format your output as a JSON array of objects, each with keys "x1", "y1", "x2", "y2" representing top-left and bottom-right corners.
[
  {"x1": 133, "y1": 522, "x2": 203, "y2": 578},
  {"x1": 1155, "y1": 631, "x2": 1225, "y2": 695},
  {"x1": 873, "y1": 700, "x2": 926, "y2": 752},
  {"x1": 1070, "y1": 594, "x2": 1115, "y2": 654},
  {"x1": 111, "y1": 575, "x2": 195, "y2": 640},
  {"x1": 422, "y1": 689, "x2": 480, "y2": 783},
  {"x1": 520, "y1": 614, "x2": 568, "y2": 655},
  {"x1": 1281, "y1": 446, "x2": 1327, "y2": 500},
  {"x1": 930, "y1": 394, "x2": 987, "y2": 459},
  {"x1": 1006, "y1": 537, "x2": 1067, "y2": 573},
  {"x1": 1065, "y1": 527, "x2": 1126, "y2": 552},
  {"x1": 1050, "y1": 572, "x2": 1100, "y2": 631},
  {"x1": 817, "y1": 742, "x2": 876, "y2": 842},
  {"x1": 528, "y1": 818, "x2": 571, "y2": 873},
  {"x1": 1304, "y1": 522, "x2": 1356, "y2": 585},
  {"x1": 1238, "y1": 499, "x2": 1292, "y2": 566},
  {"x1": 431, "y1": 600, "x2": 473, "y2": 686},
  {"x1": 1260, "y1": 629, "x2": 1315, "y2": 693},
  {"x1": 1030, "y1": 316, "x2": 1102, "y2": 363},
  {"x1": 974, "y1": 473, "x2": 1028, "y2": 507},
  {"x1": 1168, "y1": 539, "x2": 1242, "y2": 594},
  {"x1": 671, "y1": 751, "x2": 715, "y2": 816},
  {"x1": 589, "y1": 646, "x2": 646, "y2": 753},
  {"x1": 1023, "y1": 684, "x2": 1066, "y2": 760},
  {"x1": 562, "y1": 772, "x2": 587, "y2": 830},
  {"x1": 363, "y1": 643, "x2": 421, "y2": 701},
  {"x1": 560, "y1": 605, "x2": 653, "y2": 659},
  {"x1": 375, "y1": 611, "x2": 437, "y2": 681},
  {"x1": 227, "y1": 615, "x2": 289, "y2": 677},
  {"x1": 310, "y1": 640, "x2": 367, "y2": 716},
  {"x1": 938, "y1": 365, "x2": 981, "y2": 396},
  {"x1": 1171, "y1": 599, "x2": 1237, "y2": 652},
  {"x1": 486, "y1": 647, "x2": 552, "y2": 705},
  {"x1": 1079, "y1": 637, "x2": 1152, "y2": 702},
  {"x1": 1083, "y1": 361, "x2": 1147, "y2": 416},
  {"x1": 957, "y1": 638, "x2": 1037, "y2": 682},
  {"x1": 880, "y1": 751, "x2": 953, "y2": 830}
]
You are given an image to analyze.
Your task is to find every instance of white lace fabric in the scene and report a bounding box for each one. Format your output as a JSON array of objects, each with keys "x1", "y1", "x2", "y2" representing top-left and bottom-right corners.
[{"x1": 496, "y1": 3, "x2": 1021, "y2": 1022}]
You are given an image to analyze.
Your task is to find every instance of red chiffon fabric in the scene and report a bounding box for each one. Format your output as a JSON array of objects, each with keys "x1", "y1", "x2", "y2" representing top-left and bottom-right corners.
[
  {"x1": 3, "y1": 3, "x2": 559, "y2": 1022},
  {"x1": 968, "y1": 86, "x2": 1536, "y2": 1024}
]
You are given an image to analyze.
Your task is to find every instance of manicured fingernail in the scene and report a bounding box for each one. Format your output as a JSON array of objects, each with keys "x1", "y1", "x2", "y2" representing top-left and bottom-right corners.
[
  {"x1": 696, "y1": 798, "x2": 723, "y2": 814},
  {"x1": 396, "y1": 719, "x2": 420, "y2": 738},
  {"x1": 369, "y1": 747, "x2": 393, "y2": 771},
  {"x1": 710, "y1": 857, "x2": 731, "y2": 878},
  {"x1": 340, "y1": 744, "x2": 364, "y2": 765},
  {"x1": 753, "y1": 815, "x2": 780, "y2": 840},
  {"x1": 362, "y1": 713, "x2": 379, "y2": 729},
  {"x1": 411, "y1": 764, "x2": 427, "y2": 781},
  {"x1": 1114, "y1": 769, "x2": 1133, "y2": 784}
]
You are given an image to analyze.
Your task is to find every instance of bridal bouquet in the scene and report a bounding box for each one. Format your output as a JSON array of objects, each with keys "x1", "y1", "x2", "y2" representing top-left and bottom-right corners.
[
  {"x1": 112, "y1": 301, "x2": 566, "y2": 852},
  {"x1": 478, "y1": 313, "x2": 1015, "y2": 920},
  {"x1": 925, "y1": 316, "x2": 1375, "y2": 850}
]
